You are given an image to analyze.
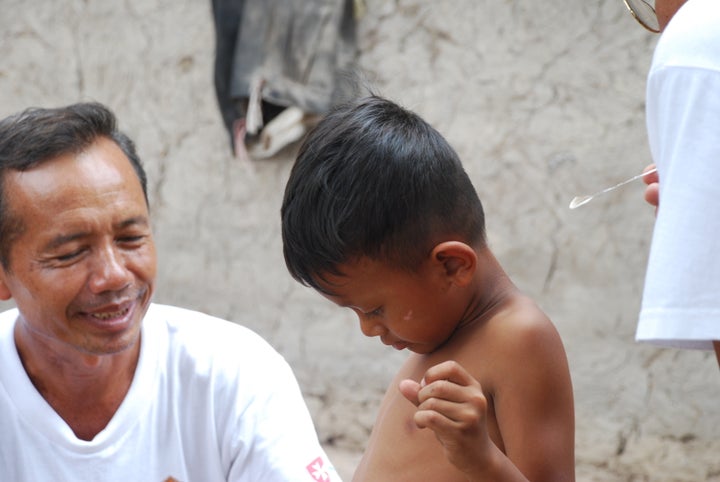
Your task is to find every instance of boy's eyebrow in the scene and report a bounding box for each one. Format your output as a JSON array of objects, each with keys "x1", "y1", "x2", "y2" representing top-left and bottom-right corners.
[
  {"x1": 319, "y1": 286, "x2": 341, "y2": 297},
  {"x1": 312, "y1": 275, "x2": 344, "y2": 297}
]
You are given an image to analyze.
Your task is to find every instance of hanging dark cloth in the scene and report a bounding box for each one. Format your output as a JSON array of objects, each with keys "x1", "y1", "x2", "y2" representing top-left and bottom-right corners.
[{"x1": 211, "y1": 0, "x2": 357, "y2": 154}]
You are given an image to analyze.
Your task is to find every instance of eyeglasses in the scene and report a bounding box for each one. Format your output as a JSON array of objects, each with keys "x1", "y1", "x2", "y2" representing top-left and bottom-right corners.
[{"x1": 622, "y1": 0, "x2": 660, "y2": 32}]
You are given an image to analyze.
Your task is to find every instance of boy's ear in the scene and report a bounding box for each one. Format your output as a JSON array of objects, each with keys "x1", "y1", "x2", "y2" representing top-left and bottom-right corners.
[{"x1": 430, "y1": 241, "x2": 476, "y2": 286}]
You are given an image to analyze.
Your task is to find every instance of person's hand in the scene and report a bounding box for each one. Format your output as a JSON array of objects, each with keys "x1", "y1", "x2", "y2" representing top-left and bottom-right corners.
[
  {"x1": 398, "y1": 361, "x2": 492, "y2": 476},
  {"x1": 642, "y1": 163, "x2": 659, "y2": 212}
]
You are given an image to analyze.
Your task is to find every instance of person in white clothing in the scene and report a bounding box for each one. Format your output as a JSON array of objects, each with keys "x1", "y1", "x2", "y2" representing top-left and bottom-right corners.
[
  {"x1": 623, "y1": 0, "x2": 720, "y2": 366},
  {"x1": 0, "y1": 102, "x2": 341, "y2": 481}
]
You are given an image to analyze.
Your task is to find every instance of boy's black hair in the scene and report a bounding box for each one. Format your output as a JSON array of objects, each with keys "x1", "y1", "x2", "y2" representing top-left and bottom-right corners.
[{"x1": 281, "y1": 95, "x2": 486, "y2": 292}]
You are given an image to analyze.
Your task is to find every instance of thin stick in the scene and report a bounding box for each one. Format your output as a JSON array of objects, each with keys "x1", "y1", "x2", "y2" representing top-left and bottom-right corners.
[{"x1": 569, "y1": 167, "x2": 657, "y2": 209}]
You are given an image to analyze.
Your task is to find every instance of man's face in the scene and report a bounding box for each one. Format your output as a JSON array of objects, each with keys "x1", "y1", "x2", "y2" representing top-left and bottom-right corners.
[
  {"x1": 0, "y1": 137, "x2": 157, "y2": 356},
  {"x1": 656, "y1": 0, "x2": 688, "y2": 30}
]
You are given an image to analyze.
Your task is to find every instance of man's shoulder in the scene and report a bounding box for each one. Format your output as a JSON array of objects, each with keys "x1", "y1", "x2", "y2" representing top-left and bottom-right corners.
[
  {"x1": 147, "y1": 303, "x2": 253, "y2": 336},
  {"x1": 144, "y1": 303, "x2": 282, "y2": 363},
  {"x1": 654, "y1": 0, "x2": 720, "y2": 71},
  {"x1": 0, "y1": 307, "x2": 17, "y2": 327}
]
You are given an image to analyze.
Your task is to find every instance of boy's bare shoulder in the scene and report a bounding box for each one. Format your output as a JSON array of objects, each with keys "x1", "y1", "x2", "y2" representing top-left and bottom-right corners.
[
  {"x1": 483, "y1": 292, "x2": 560, "y2": 346},
  {"x1": 437, "y1": 292, "x2": 567, "y2": 389},
  {"x1": 453, "y1": 291, "x2": 556, "y2": 342}
]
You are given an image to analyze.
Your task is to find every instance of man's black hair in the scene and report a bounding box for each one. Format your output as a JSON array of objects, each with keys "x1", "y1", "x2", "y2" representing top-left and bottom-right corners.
[{"x1": 0, "y1": 102, "x2": 148, "y2": 269}]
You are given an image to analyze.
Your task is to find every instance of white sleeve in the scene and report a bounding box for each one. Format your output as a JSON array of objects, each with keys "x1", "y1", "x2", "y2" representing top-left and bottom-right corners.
[
  {"x1": 637, "y1": 63, "x2": 720, "y2": 349},
  {"x1": 225, "y1": 349, "x2": 343, "y2": 482}
]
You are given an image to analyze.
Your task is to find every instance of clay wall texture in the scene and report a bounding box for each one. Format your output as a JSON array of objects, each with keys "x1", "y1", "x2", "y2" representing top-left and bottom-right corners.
[{"x1": 1, "y1": 1, "x2": 718, "y2": 480}]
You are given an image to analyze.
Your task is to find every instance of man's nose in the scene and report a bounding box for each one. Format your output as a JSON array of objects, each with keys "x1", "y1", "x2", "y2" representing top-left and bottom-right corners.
[{"x1": 88, "y1": 245, "x2": 132, "y2": 293}]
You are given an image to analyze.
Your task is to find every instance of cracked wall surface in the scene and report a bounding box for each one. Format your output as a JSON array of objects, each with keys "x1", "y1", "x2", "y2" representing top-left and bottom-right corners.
[{"x1": 1, "y1": 0, "x2": 718, "y2": 480}]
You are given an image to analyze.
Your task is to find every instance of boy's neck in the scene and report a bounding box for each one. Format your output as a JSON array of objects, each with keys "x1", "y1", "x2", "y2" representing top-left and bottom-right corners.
[{"x1": 458, "y1": 246, "x2": 518, "y2": 329}]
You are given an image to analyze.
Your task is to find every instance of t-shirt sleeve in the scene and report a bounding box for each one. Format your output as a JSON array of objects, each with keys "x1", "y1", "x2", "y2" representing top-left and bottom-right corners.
[
  {"x1": 218, "y1": 330, "x2": 343, "y2": 482},
  {"x1": 638, "y1": 63, "x2": 720, "y2": 349}
]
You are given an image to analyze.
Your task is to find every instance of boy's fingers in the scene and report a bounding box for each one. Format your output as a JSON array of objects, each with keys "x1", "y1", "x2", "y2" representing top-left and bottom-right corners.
[
  {"x1": 398, "y1": 379, "x2": 421, "y2": 406},
  {"x1": 418, "y1": 379, "x2": 464, "y2": 404},
  {"x1": 415, "y1": 406, "x2": 478, "y2": 431},
  {"x1": 417, "y1": 382, "x2": 487, "y2": 412},
  {"x1": 422, "y1": 360, "x2": 477, "y2": 387}
]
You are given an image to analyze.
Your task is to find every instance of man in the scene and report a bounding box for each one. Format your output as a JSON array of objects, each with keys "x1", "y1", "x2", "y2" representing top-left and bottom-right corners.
[
  {"x1": 0, "y1": 102, "x2": 340, "y2": 481},
  {"x1": 623, "y1": 0, "x2": 720, "y2": 365}
]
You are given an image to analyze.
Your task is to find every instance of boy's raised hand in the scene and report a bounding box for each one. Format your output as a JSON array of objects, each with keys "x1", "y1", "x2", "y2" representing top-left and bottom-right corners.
[{"x1": 398, "y1": 360, "x2": 494, "y2": 477}]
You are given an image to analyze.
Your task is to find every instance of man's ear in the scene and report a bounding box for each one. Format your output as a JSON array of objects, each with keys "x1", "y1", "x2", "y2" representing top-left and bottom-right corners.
[
  {"x1": 0, "y1": 268, "x2": 13, "y2": 301},
  {"x1": 430, "y1": 241, "x2": 476, "y2": 286}
]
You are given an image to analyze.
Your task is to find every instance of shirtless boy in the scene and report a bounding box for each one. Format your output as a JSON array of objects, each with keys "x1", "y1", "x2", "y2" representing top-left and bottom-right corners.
[{"x1": 281, "y1": 95, "x2": 575, "y2": 481}]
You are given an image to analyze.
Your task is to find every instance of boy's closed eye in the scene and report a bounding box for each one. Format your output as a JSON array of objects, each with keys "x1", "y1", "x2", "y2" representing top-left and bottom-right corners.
[
  {"x1": 363, "y1": 307, "x2": 384, "y2": 318},
  {"x1": 351, "y1": 306, "x2": 383, "y2": 318}
]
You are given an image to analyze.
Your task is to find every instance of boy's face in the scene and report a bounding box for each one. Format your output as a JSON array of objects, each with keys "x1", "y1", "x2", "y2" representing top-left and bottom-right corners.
[{"x1": 315, "y1": 256, "x2": 464, "y2": 354}]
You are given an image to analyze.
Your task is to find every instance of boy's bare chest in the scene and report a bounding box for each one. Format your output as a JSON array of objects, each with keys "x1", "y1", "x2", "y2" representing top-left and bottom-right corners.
[
  {"x1": 353, "y1": 353, "x2": 503, "y2": 481},
  {"x1": 353, "y1": 385, "x2": 470, "y2": 482}
]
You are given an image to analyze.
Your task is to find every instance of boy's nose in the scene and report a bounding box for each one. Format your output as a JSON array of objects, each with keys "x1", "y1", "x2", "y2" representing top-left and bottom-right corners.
[{"x1": 359, "y1": 317, "x2": 386, "y2": 338}]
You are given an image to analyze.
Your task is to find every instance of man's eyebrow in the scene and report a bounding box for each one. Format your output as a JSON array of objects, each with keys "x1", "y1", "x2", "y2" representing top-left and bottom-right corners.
[
  {"x1": 117, "y1": 216, "x2": 150, "y2": 229},
  {"x1": 43, "y1": 232, "x2": 87, "y2": 251},
  {"x1": 42, "y1": 216, "x2": 150, "y2": 251}
]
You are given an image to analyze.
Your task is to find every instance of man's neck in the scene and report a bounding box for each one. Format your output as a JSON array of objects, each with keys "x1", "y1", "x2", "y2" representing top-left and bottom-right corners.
[{"x1": 14, "y1": 321, "x2": 140, "y2": 440}]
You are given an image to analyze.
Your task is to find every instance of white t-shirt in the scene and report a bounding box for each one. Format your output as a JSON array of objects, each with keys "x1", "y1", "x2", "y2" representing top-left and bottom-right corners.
[
  {"x1": 0, "y1": 304, "x2": 341, "y2": 481},
  {"x1": 636, "y1": 0, "x2": 720, "y2": 350}
]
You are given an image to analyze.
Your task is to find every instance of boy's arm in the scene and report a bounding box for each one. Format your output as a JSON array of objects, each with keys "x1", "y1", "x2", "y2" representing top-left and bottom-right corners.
[
  {"x1": 484, "y1": 314, "x2": 575, "y2": 481},
  {"x1": 399, "y1": 315, "x2": 574, "y2": 482}
]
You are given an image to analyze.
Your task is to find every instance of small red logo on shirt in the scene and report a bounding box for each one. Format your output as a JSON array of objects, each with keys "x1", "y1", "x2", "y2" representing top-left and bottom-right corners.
[{"x1": 306, "y1": 456, "x2": 330, "y2": 481}]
